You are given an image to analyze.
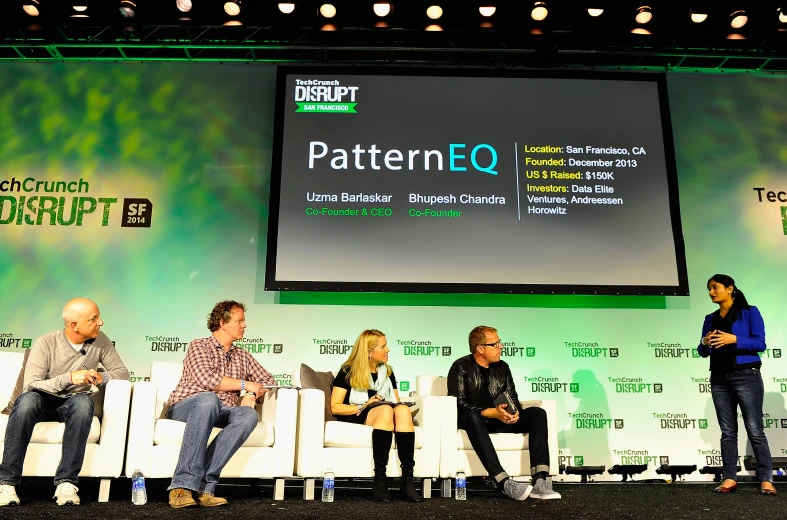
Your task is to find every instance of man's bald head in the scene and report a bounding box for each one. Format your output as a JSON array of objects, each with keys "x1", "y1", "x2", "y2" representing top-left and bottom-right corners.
[
  {"x1": 62, "y1": 298, "x2": 98, "y2": 326},
  {"x1": 62, "y1": 298, "x2": 104, "y2": 343}
]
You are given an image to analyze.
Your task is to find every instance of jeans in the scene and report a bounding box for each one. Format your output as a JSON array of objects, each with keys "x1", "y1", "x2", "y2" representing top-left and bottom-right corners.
[
  {"x1": 458, "y1": 407, "x2": 550, "y2": 482},
  {"x1": 711, "y1": 367, "x2": 772, "y2": 482},
  {"x1": 0, "y1": 390, "x2": 94, "y2": 486},
  {"x1": 167, "y1": 392, "x2": 258, "y2": 495}
]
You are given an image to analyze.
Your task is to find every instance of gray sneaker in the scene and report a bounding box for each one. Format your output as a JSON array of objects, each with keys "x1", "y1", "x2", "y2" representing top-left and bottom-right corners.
[
  {"x1": 502, "y1": 479, "x2": 533, "y2": 501},
  {"x1": 530, "y1": 478, "x2": 561, "y2": 500}
]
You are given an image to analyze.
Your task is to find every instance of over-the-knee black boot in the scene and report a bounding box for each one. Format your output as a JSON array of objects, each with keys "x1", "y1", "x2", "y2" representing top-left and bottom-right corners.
[
  {"x1": 395, "y1": 431, "x2": 423, "y2": 502},
  {"x1": 372, "y1": 429, "x2": 393, "y2": 502}
]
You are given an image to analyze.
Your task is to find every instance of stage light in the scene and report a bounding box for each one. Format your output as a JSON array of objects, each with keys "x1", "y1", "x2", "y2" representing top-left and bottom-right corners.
[
  {"x1": 479, "y1": 6, "x2": 496, "y2": 17},
  {"x1": 426, "y1": 5, "x2": 442, "y2": 20},
  {"x1": 587, "y1": 7, "x2": 604, "y2": 17},
  {"x1": 278, "y1": 3, "x2": 295, "y2": 14},
  {"x1": 223, "y1": 20, "x2": 243, "y2": 26},
  {"x1": 425, "y1": 24, "x2": 443, "y2": 31},
  {"x1": 373, "y1": 3, "x2": 390, "y2": 17},
  {"x1": 23, "y1": 1, "x2": 40, "y2": 17},
  {"x1": 699, "y1": 465, "x2": 741, "y2": 482},
  {"x1": 631, "y1": 28, "x2": 651, "y2": 34},
  {"x1": 730, "y1": 9, "x2": 747, "y2": 28},
  {"x1": 73, "y1": 5, "x2": 87, "y2": 11},
  {"x1": 608, "y1": 464, "x2": 647, "y2": 482},
  {"x1": 320, "y1": 4, "x2": 336, "y2": 18},
  {"x1": 531, "y1": 2, "x2": 548, "y2": 21},
  {"x1": 224, "y1": 1, "x2": 241, "y2": 16},
  {"x1": 656, "y1": 464, "x2": 697, "y2": 481},
  {"x1": 690, "y1": 11, "x2": 707, "y2": 23},
  {"x1": 779, "y1": 7, "x2": 787, "y2": 23},
  {"x1": 565, "y1": 465, "x2": 606, "y2": 483},
  {"x1": 635, "y1": 6, "x2": 652, "y2": 24},
  {"x1": 727, "y1": 33, "x2": 745, "y2": 39},
  {"x1": 480, "y1": 21, "x2": 493, "y2": 28},
  {"x1": 320, "y1": 23, "x2": 337, "y2": 31},
  {"x1": 119, "y1": 1, "x2": 136, "y2": 18},
  {"x1": 176, "y1": 0, "x2": 192, "y2": 13}
]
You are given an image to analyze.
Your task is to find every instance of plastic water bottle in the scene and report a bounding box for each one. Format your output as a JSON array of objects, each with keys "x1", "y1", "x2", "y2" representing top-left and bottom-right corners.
[
  {"x1": 776, "y1": 468, "x2": 787, "y2": 477},
  {"x1": 455, "y1": 469, "x2": 466, "y2": 500},
  {"x1": 322, "y1": 468, "x2": 335, "y2": 502},
  {"x1": 131, "y1": 469, "x2": 147, "y2": 505}
]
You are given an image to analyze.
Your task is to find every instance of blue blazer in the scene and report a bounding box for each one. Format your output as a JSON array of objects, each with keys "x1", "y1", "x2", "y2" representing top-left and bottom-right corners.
[{"x1": 697, "y1": 306, "x2": 767, "y2": 367}]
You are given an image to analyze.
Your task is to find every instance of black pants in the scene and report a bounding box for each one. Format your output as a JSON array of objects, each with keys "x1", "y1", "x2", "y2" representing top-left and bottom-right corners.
[{"x1": 458, "y1": 407, "x2": 550, "y2": 479}]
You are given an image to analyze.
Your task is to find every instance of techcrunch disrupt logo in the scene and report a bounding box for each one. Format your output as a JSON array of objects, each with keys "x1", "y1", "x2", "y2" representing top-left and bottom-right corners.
[
  {"x1": 564, "y1": 341, "x2": 618, "y2": 358},
  {"x1": 759, "y1": 349, "x2": 782, "y2": 358},
  {"x1": 308, "y1": 142, "x2": 498, "y2": 175},
  {"x1": 499, "y1": 341, "x2": 534, "y2": 358},
  {"x1": 733, "y1": 411, "x2": 786, "y2": 429},
  {"x1": 397, "y1": 340, "x2": 452, "y2": 357},
  {"x1": 647, "y1": 341, "x2": 698, "y2": 359},
  {"x1": 692, "y1": 377, "x2": 711, "y2": 393},
  {"x1": 774, "y1": 378, "x2": 787, "y2": 392},
  {"x1": 146, "y1": 336, "x2": 187, "y2": 352},
  {"x1": 653, "y1": 412, "x2": 708, "y2": 429},
  {"x1": 0, "y1": 333, "x2": 32, "y2": 349},
  {"x1": 558, "y1": 451, "x2": 585, "y2": 467},
  {"x1": 613, "y1": 450, "x2": 669, "y2": 466},
  {"x1": 238, "y1": 338, "x2": 283, "y2": 354},
  {"x1": 527, "y1": 376, "x2": 579, "y2": 393},
  {"x1": 699, "y1": 449, "x2": 743, "y2": 467},
  {"x1": 295, "y1": 79, "x2": 359, "y2": 113},
  {"x1": 568, "y1": 412, "x2": 624, "y2": 429},
  {"x1": 128, "y1": 370, "x2": 150, "y2": 383},
  {"x1": 752, "y1": 187, "x2": 787, "y2": 236},
  {"x1": 272, "y1": 373, "x2": 293, "y2": 386},
  {"x1": 608, "y1": 377, "x2": 663, "y2": 393},
  {"x1": 314, "y1": 338, "x2": 351, "y2": 355}
]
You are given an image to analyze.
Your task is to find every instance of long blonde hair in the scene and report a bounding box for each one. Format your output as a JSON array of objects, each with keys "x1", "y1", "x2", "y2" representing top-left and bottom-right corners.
[{"x1": 341, "y1": 329, "x2": 392, "y2": 389}]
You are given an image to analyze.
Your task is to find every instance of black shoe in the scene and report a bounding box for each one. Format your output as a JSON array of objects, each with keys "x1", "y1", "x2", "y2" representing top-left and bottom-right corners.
[
  {"x1": 373, "y1": 476, "x2": 392, "y2": 502},
  {"x1": 400, "y1": 476, "x2": 424, "y2": 502}
]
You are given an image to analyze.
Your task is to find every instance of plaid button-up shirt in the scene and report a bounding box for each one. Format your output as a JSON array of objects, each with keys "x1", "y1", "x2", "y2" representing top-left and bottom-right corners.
[{"x1": 166, "y1": 336, "x2": 275, "y2": 408}]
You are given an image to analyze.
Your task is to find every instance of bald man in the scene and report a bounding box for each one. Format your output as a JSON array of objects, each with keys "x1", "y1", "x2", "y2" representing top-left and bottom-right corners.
[{"x1": 0, "y1": 298, "x2": 129, "y2": 507}]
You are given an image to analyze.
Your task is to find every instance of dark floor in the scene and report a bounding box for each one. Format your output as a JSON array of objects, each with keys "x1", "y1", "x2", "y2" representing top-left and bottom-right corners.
[{"x1": 0, "y1": 478, "x2": 783, "y2": 520}]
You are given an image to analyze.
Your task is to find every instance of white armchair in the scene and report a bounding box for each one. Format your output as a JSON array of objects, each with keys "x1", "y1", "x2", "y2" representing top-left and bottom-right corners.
[
  {"x1": 0, "y1": 351, "x2": 132, "y2": 502},
  {"x1": 416, "y1": 376, "x2": 559, "y2": 494},
  {"x1": 293, "y1": 367, "x2": 441, "y2": 499},
  {"x1": 124, "y1": 361, "x2": 298, "y2": 500}
]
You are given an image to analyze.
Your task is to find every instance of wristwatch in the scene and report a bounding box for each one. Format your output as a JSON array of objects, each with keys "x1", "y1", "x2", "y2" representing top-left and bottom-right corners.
[
  {"x1": 241, "y1": 379, "x2": 245, "y2": 391},
  {"x1": 357, "y1": 403, "x2": 363, "y2": 412}
]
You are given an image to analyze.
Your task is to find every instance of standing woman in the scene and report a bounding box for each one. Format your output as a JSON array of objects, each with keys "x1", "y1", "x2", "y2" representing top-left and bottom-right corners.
[
  {"x1": 330, "y1": 329, "x2": 422, "y2": 502},
  {"x1": 698, "y1": 275, "x2": 776, "y2": 495}
]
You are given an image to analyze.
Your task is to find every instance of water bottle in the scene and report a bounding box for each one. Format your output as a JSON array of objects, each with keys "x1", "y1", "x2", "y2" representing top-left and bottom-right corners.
[
  {"x1": 776, "y1": 468, "x2": 787, "y2": 477},
  {"x1": 322, "y1": 468, "x2": 335, "y2": 502},
  {"x1": 131, "y1": 469, "x2": 147, "y2": 505},
  {"x1": 455, "y1": 469, "x2": 466, "y2": 500}
]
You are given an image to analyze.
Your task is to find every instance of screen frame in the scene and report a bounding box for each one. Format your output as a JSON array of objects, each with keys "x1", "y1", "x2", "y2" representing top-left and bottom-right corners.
[{"x1": 265, "y1": 66, "x2": 689, "y2": 296}]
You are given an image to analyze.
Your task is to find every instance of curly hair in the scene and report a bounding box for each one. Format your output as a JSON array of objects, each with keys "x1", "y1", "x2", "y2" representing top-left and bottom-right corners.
[
  {"x1": 468, "y1": 325, "x2": 497, "y2": 354},
  {"x1": 207, "y1": 300, "x2": 246, "y2": 332}
]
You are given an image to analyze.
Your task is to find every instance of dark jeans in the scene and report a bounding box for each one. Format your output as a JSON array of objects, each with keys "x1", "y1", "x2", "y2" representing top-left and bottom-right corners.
[
  {"x1": 458, "y1": 407, "x2": 550, "y2": 481},
  {"x1": 0, "y1": 390, "x2": 94, "y2": 485},
  {"x1": 711, "y1": 367, "x2": 772, "y2": 482}
]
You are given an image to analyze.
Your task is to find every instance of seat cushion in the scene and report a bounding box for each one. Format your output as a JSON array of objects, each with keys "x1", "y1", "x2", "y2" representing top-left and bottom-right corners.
[
  {"x1": 295, "y1": 364, "x2": 335, "y2": 422},
  {"x1": 324, "y1": 421, "x2": 423, "y2": 449},
  {"x1": 458, "y1": 430, "x2": 529, "y2": 451},
  {"x1": 0, "y1": 414, "x2": 101, "y2": 444},
  {"x1": 153, "y1": 418, "x2": 274, "y2": 447}
]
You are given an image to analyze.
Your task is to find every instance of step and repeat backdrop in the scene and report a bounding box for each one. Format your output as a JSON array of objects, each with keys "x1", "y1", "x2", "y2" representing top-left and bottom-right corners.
[{"x1": 0, "y1": 63, "x2": 785, "y2": 480}]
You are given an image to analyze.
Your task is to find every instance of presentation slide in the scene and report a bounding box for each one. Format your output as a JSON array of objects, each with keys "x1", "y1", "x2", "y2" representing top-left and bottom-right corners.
[{"x1": 266, "y1": 68, "x2": 687, "y2": 295}]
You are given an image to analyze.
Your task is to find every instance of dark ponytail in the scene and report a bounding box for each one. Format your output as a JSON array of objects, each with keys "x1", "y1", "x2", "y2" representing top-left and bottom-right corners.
[{"x1": 707, "y1": 274, "x2": 751, "y2": 323}]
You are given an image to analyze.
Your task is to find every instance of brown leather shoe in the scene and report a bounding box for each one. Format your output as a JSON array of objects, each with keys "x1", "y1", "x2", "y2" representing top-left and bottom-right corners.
[
  {"x1": 169, "y1": 488, "x2": 197, "y2": 508},
  {"x1": 195, "y1": 492, "x2": 228, "y2": 507},
  {"x1": 714, "y1": 479, "x2": 737, "y2": 493},
  {"x1": 761, "y1": 482, "x2": 777, "y2": 495}
]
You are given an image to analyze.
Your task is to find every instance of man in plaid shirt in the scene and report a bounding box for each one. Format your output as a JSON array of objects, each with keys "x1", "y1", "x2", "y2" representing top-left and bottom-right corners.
[{"x1": 166, "y1": 300, "x2": 275, "y2": 508}]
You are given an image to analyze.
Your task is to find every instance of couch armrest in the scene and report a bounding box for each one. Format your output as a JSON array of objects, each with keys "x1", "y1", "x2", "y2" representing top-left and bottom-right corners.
[
  {"x1": 520, "y1": 399, "x2": 559, "y2": 475},
  {"x1": 409, "y1": 395, "x2": 440, "y2": 477},
  {"x1": 96, "y1": 379, "x2": 131, "y2": 478},
  {"x1": 295, "y1": 388, "x2": 326, "y2": 478},
  {"x1": 261, "y1": 388, "x2": 298, "y2": 476},
  {"x1": 124, "y1": 381, "x2": 157, "y2": 478},
  {"x1": 439, "y1": 396, "x2": 458, "y2": 478}
]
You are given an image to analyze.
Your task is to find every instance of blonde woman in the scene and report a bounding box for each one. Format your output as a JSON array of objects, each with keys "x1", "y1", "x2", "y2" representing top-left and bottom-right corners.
[{"x1": 330, "y1": 329, "x2": 422, "y2": 502}]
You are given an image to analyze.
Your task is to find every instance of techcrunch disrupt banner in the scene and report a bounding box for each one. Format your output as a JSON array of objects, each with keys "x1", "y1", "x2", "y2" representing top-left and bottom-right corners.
[
  {"x1": 269, "y1": 69, "x2": 686, "y2": 292},
  {"x1": 0, "y1": 176, "x2": 152, "y2": 228}
]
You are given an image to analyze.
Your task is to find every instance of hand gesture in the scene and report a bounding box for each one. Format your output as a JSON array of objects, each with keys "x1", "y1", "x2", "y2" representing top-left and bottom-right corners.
[
  {"x1": 708, "y1": 331, "x2": 737, "y2": 348},
  {"x1": 493, "y1": 403, "x2": 516, "y2": 424},
  {"x1": 240, "y1": 392, "x2": 258, "y2": 408},
  {"x1": 71, "y1": 369, "x2": 100, "y2": 385}
]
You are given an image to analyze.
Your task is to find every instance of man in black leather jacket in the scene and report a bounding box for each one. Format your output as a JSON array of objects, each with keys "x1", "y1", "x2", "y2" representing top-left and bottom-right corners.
[{"x1": 447, "y1": 325, "x2": 560, "y2": 500}]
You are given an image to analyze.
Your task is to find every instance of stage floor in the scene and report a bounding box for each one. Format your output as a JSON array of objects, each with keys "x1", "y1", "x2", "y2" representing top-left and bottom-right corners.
[{"x1": 0, "y1": 478, "x2": 783, "y2": 519}]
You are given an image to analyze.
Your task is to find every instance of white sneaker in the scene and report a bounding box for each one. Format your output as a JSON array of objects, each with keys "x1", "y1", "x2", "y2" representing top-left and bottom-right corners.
[
  {"x1": 502, "y1": 479, "x2": 533, "y2": 501},
  {"x1": 530, "y1": 478, "x2": 561, "y2": 500},
  {"x1": 54, "y1": 483, "x2": 80, "y2": 506},
  {"x1": 0, "y1": 484, "x2": 20, "y2": 506}
]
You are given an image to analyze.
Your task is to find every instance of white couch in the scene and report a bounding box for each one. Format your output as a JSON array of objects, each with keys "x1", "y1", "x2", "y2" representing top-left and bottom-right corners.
[
  {"x1": 293, "y1": 368, "x2": 441, "y2": 499},
  {"x1": 0, "y1": 351, "x2": 132, "y2": 502},
  {"x1": 124, "y1": 361, "x2": 298, "y2": 500},
  {"x1": 416, "y1": 376, "x2": 559, "y2": 495}
]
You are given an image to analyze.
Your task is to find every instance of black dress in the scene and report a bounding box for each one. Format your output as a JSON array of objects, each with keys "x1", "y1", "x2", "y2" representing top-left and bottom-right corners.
[{"x1": 332, "y1": 368, "x2": 398, "y2": 425}]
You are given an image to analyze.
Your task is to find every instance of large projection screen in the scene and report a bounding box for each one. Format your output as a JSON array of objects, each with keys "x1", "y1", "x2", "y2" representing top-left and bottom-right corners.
[{"x1": 265, "y1": 68, "x2": 688, "y2": 296}]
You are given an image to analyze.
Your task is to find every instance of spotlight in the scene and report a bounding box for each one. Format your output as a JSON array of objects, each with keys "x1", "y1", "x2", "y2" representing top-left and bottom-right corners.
[
  {"x1": 73, "y1": 5, "x2": 87, "y2": 11},
  {"x1": 373, "y1": 2, "x2": 390, "y2": 17},
  {"x1": 700, "y1": 465, "x2": 741, "y2": 482},
  {"x1": 176, "y1": 0, "x2": 192, "y2": 13},
  {"x1": 635, "y1": 5, "x2": 652, "y2": 24},
  {"x1": 479, "y1": 6, "x2": 496, "y2": 17},
  {"x1": 320, "y1": 23, "x2": 337, "y2": 30},
  {"x1": 425, "y1": 24, "x2": 443, "y2": 31},
  {"x1": 587, "y1": 6, "x2": 604, "y2": 17},
  {"x1": 730, "y1": 9, "x2": 747, "y2": 28},
  {"x1": 278, "y1": 3, "x2": 295, "y2": 14},
  {"x1": 690, "y1": 10, "x2": 707, "y2": 23},
  {"x1": 119, "y1": 0, "x2": 136, "y2": 17},
  {"x1": 426, "y1": 5, "x2": 442, "y2": 20},
  {"x1": 780, "y1": 7, "x2": 787, "y2": 23},
  {"x1": 224, "y1": 1, "x2": 241, "y2": 16},
  {"x1": 320, "y1": 3, "x2": 336, "y2": 18},
  {"x1": 565, "y1": 465, "x2": 606, "y2": 483},
  {"x1": 656, "y1": 464, "x2": 697, "y2": 482},
  {"x1": 631, "y1": 28, "x2": 651, "y2": 34},
  {"x1": 608, "y1": 464, "x2": 647, "y2": 482},
  {"x1": 531, "y1": 2, "x2": 548, "y2": 21},
  {"x1": 223, "y1": 20, "x2": 243, "y2": 26},
  {"x1": 23, "y1": 0, "x2": 40, "y2": 16}
]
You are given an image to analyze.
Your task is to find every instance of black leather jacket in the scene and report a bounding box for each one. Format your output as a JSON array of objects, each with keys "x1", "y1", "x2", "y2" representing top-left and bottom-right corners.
[{"x1": 447, "y1": 354, "x2": 519, "y2": 414}]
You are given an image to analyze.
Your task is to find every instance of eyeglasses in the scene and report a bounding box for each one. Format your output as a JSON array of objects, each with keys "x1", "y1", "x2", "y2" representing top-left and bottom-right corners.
[{"x1": 481, "y1": 341, "x2": 503, "y2": 349}]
